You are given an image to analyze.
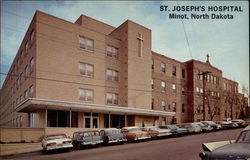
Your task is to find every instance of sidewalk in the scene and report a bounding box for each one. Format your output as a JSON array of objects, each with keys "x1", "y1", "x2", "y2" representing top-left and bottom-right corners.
[{"x1": 0, "y1": 143, "x2": 42, "y2": 156}]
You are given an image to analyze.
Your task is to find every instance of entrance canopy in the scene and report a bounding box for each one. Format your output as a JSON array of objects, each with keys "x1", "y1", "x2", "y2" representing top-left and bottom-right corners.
[{"x1": 16, "y1": 98, "x2": 175, "y2": 117}]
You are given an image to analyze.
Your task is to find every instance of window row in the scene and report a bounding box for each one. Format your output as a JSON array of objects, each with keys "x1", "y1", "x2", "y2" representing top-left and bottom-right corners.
[
  {"x1": 197, "y1": 71, "x2": 219, "y2": 85},
  {"x1": 196, "y1": 88, "x2": 220, "y2": 98},
  {"x1": 78, "y1": 88, "x2": 118, "y2": 105},
  {"x1": 152, "y1": 60, "x2": 185, "y2": 79},
  {"x1": 12, "y1": 85, "x2": 34, "y2": 110},
  {"x1": 152, "y1": 80, "x2": 186, "y2": 95},
  {"x1": 11, "y1": 57, "x2": 35, "y2": 95},
  {"x1": 223, "y1": 83, "x2": 238, "y2": 93},
  {"x1": 152, "y1": 100, "x2": 186, "y2": 113},
  {"x1": 10, "y1": 30, "x2": 35, "y2": 77},
  {"x1": 79, "y1": 62, "x2": 118, "y2": 82},
  {"x1": 79, "y1": 36, "x2": 119, "y2": 59}
]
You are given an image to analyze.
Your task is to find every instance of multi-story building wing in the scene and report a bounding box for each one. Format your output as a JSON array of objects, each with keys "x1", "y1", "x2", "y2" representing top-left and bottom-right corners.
[{"x1": 0, "y1": 11, "x2": 248, "y2": 131}]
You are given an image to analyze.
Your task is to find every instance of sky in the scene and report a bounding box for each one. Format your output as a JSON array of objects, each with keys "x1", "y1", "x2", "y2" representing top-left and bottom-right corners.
[{"x1": 0, "y1": 1, "x2": 249, "y2": 94}]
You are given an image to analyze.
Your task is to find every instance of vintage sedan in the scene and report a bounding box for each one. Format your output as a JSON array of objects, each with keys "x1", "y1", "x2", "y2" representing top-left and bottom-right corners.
[
  {"x1": 201, "y1": 121, "x2": 221, "y2": 130},
  {"x1": 142, "y1": 126, "x2": 172, "y2": 138},
  {"x1": 100, "y1": 128, "x2": 127, "y2": 144},
  {"x1": 121, "y1": 126, "x2": 150, "y2": 141},
  {"x1": 194, "y1": 122, "x2": 213, "y2": 132},
  {"x1": 179, "y1": 123, "x2": 202, "y2": 134},
  {"x1": 41, "y1": 133, "x2": 73, "y2": 152},
  {"x1": 199, "y1": 126, "x2": 250, "y2": 160},
  {"x1": 160, "y1": 125, "x2": 188, "y2": 136},
  {"x1": 72, "y1": 130, "x2": 103, "y2": 149}
]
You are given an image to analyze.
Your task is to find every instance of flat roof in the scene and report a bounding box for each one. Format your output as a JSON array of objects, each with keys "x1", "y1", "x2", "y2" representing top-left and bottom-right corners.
[{"x1": 16, "y1": 98, "x2": 175, "y2": 117}]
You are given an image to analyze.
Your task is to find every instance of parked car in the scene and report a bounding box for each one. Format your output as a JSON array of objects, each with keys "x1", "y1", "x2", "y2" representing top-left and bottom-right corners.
[
  {"x1": 142, "y1": 126, "x2": 172, "y2": 138},
  {"x1": 201, "y1": 121, "x2": 221, "y2": 130},
  {"x1": 199, "y1": 126, "x2": 250, "y2": 160},
  {"x1": 179, "y1": 123, "x2": 202, "y2": 134},
  {"x1": 100, "y1": 128, "x2": 127, "y2": 144},
  {"x1": 72, "y1": 130, "x2": 103, "y2": 149},
  {"x1": 217, "y1": 121, "x2": 237, "y2": 129},
  {"x1": 231, "y1": 119, "x2": 246, "y2": 127},
  {"x1": 160, "y1": 125, "x2": 188, "y2": 136},
  {"x1": 121, "y1": 126, "x2": 150, "y2": 141},
  {"x1": 194, "y1": 122, "x2": 213, "y2": 132},
  {"x1": 41, "y1": 133, "x2": 73, "y2": 152}
]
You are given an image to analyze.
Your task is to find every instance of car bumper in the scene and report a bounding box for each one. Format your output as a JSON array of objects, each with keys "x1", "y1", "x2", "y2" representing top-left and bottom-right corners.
[
  {"x1": 82, "y1": 140, "x2": 103, "y2": 145},
  {"x1": 108, "y1": 138, "x2": 127, "y2": 143},
  {"x1": 45, "y1": 144, "x2": 73, "y2": 151}
]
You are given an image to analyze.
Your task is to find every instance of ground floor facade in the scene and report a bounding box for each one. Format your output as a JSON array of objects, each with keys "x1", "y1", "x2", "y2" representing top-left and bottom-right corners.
[{"x1": 16, "y1": 98, "x2": 174, "y2": 129}]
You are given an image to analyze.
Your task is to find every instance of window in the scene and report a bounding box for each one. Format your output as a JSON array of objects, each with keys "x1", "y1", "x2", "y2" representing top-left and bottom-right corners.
[
  {"x1": 182, "y1": 104, "x2": 185, "y2": 113},
  {"x1": 161, "y1": 62, "x2": 166, "y2": 73},
  {"x1": 79, "y1": 62, "x2": 94, "y2": 77},
  {"x1": 161, "y1": 81, "x2": 166, "y2": 92},
  {"x1": 200, "y1": 88, "x2": 203, "y2": 95},
  {"x1": 151, "y1": 80, "x2": 154, "y2": 90},
  {"x1": 151, "y1": 59, "x2": 154, "y2": 69},
  {"x1": 79, "y1": 36, "x2": 94, "y2": 51},
  {"x1": 152, "y1": 99, "x2": 154, "y2": 109},
  {"x1": 25, "y1": 41, "x2": 29, "y2": 53},
  {"x1": 106, "y1": 93, "x2": 118, "y2": 105},
  {"x1": 17, "y1": 58, "x2": 20, "y2": 66},
  {"x1": 106, "y1": 45, "x2": 118, "y2": 58},
  {"x1": 161, "y1": 101, "x2": 166, "y2": 111},
  {"x1": 172, "y1": 84, "x2": 176, "y2": 93},
  {"x1": 47, "y1": 110, "x2": 70, "y2": 127},
  {"x1": 207, "y1": 74, "x2": 210, "y2": 83},
  {"x1": 29, "y1": 85, "x2": 34, "y2": 98},
  {"x1": 20, "y1": 94, "x2": 24, "y2": 103},
  {"x1": 24, "y1": 90, "x2": 28, "y2": 99},
  {"x1": 25, "y1": 65, "x2": 29, "y2": 79},
  {"x1": 106, "y1": 69, "x2": 118, "y2": 82},
  {"x1": 172, "y1": 102, "x2": 176, "y2": 112},
  {"x1": 182, "y1": 69, "x2": 185, "y2": 79},
  {"x1": 16, "y1": 78, "x2": 19, "y2": 90},
  {"x1": 30, "y1": 57, "x2": 34, "y2": 73},
  {"x1": 79, "y1": 88, "x2": 93, "y2": 102},
  {"x1": 182, "y1": 87, "x2": 185, "y2": 95},
  {"x1": 30, "y1": 30, "x2": 35, "y2": 43},
  {"x1": 20, "y1": 51, "x2": 23, "y2": 62},
  {"x1": 172, "y1": 66, "x2": 176, "y2": 76},
  {"x1": 20, "y1": 72, "x2": 24, "y2": 85},
  {"x1": 196, "y1": 87, "x2": 200, "y2": 96}
]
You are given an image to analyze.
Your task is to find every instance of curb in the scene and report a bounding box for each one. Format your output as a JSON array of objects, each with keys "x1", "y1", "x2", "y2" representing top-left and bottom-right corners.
[{"x1": 0, "y1": 147, "x2": 42, "y2": 157}]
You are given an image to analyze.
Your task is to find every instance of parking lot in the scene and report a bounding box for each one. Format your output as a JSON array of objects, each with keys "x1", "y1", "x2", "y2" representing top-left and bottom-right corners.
[{"x1": 2, "y1": 128, "x2": 242, "y2": 160}]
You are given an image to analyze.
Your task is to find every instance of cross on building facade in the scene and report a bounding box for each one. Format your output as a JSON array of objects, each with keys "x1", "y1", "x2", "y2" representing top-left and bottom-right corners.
[{"x1": 137, "y1": 33, "x2": 144, "y2": 57}]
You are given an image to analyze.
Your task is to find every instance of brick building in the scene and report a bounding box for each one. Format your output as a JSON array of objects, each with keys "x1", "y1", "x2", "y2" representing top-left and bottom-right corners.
[{"x1": 0, "y1": 11, "x2": 248, "y2": 131}]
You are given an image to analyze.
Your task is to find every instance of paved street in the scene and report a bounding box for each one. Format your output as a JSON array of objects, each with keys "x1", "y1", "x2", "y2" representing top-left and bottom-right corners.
[{"x1": 2, "y1": 128, "x2": 242, "y2": 160}]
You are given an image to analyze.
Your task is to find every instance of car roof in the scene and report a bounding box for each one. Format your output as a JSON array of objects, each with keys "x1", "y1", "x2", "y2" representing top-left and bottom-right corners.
[{"x1": 101, "y1": 128, "x2": 119, "y2": 131}]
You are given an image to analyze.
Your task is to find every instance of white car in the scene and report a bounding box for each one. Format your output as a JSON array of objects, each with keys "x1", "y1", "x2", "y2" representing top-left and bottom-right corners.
[{"x1": 42, "y1": 133, "x2": 73, "y2": 152}]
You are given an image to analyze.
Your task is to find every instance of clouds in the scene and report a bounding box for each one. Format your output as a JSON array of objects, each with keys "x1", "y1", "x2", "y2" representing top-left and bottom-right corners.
[{"x1": 1, "y1": 1, "x2": 249, "y2": 92}]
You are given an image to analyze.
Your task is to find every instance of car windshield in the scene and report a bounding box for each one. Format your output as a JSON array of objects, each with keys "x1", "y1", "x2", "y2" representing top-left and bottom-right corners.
[
  {"x1": 45, "y1": 134, "x2": 67, "y2": 140},
  {"x1": 196, "y1": 123, "x2": 205, "y2": 127},
  {"x1": 105, "y1": 129, "x2": 120, "y2": 134},
  {"x1": 236, "y1": 130, "x2": 250, "y2": 143},
  {"x1": 79, "y1": 131, "x2": 100, "y2": 137}
]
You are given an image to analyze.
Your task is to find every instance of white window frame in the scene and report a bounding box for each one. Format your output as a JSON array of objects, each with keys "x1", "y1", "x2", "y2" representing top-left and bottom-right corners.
[
  {"x1": 79, "y1": 62, "x2": 94, "y2": 78},
  {"x1": 79, "y1": 36, "x2": 94, "y2": 52},
  {"x1": 79, "y1": 88, "x2": 93, "y2": 102}
]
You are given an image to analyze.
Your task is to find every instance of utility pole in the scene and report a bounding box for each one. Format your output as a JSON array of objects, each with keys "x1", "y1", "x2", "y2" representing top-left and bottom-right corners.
[{"x1": 198, "y1": 71, "x2": 211, "y2": 121}]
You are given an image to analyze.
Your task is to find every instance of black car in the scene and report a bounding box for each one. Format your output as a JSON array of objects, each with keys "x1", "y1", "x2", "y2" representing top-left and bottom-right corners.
[
  {"x1": 100, "y1": 128, "x2": 127, "y2": 144},
  {"x1": 199, "y1": 126, "x2": 250, "y2": 160}
]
